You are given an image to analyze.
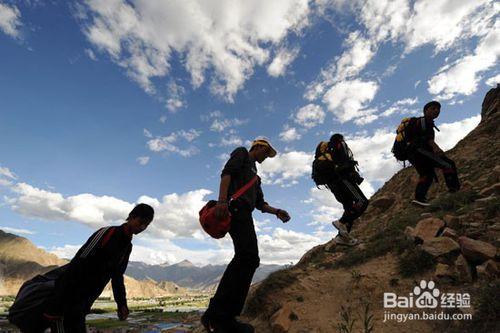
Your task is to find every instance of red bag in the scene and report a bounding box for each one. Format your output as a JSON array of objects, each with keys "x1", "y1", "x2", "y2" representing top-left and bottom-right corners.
[{"x1": 199, "y1": 176, "x2": 258, "y2": 239}]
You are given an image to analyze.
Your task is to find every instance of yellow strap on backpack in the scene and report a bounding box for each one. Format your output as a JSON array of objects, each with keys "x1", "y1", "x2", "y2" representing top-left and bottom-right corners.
[{"x1": 317, "y1": 141, "x2": 334, "y2": 161}]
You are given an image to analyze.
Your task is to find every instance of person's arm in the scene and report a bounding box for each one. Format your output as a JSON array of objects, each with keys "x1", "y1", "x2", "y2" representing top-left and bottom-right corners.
[
  {"x1": 215, "y1": 174, "x2": 231, "y2": 219},
  {"x1": 216, "y1": 147, "x2": 246, "y2": 219},
  {"x1": 256, "y1": 182, "x2": 290, "y2": 223},
  {"x1": 112, "y1": 246, "x2": 131, "y2": 320}
]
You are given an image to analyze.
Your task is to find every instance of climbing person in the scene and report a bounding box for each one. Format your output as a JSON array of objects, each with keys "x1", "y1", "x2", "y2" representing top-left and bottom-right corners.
[
  {"x1": 201, "y1": 137, "x2": 291, "y2": 333},
  {"x1": 392, "y1": 101, "x2": 460, "y2": 207},
  {"x1": 311, "y1": 134, "x2": 368, "y2": 246},
  {"x1": 8, "y1": 203, "x2": 155, "y2": 333}
]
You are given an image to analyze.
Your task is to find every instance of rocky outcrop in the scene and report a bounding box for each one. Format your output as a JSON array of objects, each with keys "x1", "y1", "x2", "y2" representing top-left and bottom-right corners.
[{"x1": 458, "y1": 236, "x2": 497, "y2": 264}]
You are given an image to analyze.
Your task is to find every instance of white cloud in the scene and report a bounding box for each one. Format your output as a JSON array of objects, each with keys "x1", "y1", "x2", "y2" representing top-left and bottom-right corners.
[
  {"x1": 85, "y1": 48, "x2": 97, "y2": 61},
  {"x1": 166, "y1": 81, "x2": 186, "y2": 112},
  {"x1": 380, "y1": 97, "x2": 419, "y2": 117},
  {"x1": 147, "y1": 129, "x2": 201, "y2": 157},
  {"x1": 136, "y1": 156, "x2": 150, "y2": 165},
  {"x1": 294, "y1": 104, "x2": 325, "y2": 128},
  {"x1": 0, "y1": 2, "x2": 21, "y2": 38},
  {"x1": 219, "y1": 135, "x2": 243, "y2": 147},
  {"x1": 143, "y1": 128, "x2": 153, "y2": 138},
  {"x1": 322, "y1": 79, "x2": 379, "y2": 123},
  {"x1": 279, "y1": 126, "x2": 302, "y2": 142},
  {"x1": 258, "y1": 227, "x2": 327, "y2": 265},
  {"x1": 428, "y1": 24, "x2": 500, "y2": 100},
  {"x1": 404, "y1": 0, "x2": 493, "y2": 52},
  {"x1": 81, "y1": 0, "x2": 310, "y2": 100},
  {"x1": 0, "y1": 166, "x2": 17, "y2": 180},
  {"x1": 0, "y1": 226, "x2": 35, "y2": 235},
  {"x1": 267, "y1": 47, "x2": 300, "y2": 77},
  {"x1": 49, "y1": 244, "x2": 81, "y2": 260},
  {"x1": 202, "y1": 111, "x2": 248, "y2": 133},
  {"x1": 258, "y1": 151, "x2": 313, "y2": 186},
  {"x1": 486, "y1": 74, "x2": 500, "y2": 87},
  {"x1": 436, "y1": 114, "x2": 481, "y2": 150}
]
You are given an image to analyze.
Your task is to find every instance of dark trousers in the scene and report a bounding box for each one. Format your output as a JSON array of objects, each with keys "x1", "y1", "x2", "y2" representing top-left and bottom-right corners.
[
  {"x1": 327, "y1": 178, "x2": 368, "y2": 232},
  {"x1": 207, "y1": 205, "x2": 260, "y2": 319},
  {"x1": 408, "y1": 148, "x2": 460, "y2": 201}
]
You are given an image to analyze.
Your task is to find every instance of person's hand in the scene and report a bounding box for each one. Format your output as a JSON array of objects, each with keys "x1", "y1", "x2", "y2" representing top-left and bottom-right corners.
[
  {"x1": 215, "y1": 201, "x2": 230, "y2": 220},
  {"x1": 117, "y1": 304, "x2": 129, "y2": 321},
  {"x1": 276, "y1": 209, "x2": 291, "y2": 223}
]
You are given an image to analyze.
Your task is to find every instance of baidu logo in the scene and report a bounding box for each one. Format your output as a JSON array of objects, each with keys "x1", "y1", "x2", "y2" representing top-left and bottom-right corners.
[
  {"x1": 414, "y1": 280, "x2": 440, "y2": 308},
  {"x1": 384, "y1": 280, "x2": 441, "y2": 309}
]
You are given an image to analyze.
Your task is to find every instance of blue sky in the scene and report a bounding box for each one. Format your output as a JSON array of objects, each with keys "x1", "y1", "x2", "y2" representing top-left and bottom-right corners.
[{"x1": 0, "y1": 0, "x2": 498, "y2": 265}]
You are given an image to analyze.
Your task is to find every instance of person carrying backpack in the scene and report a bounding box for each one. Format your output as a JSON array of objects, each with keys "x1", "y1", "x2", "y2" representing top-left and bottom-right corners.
[
  {"x1": 201, "y1": 137, "x2": 291, "y2": 333},
  {"x1": 311, "y1": 134, "x2": 368, "y2": 246},
  {"x1": 8, "y1": 203, "x2": 154, "y2": 333},
  {"x1": 392, "y1": 101, "x2": 460, "y2": 206}
]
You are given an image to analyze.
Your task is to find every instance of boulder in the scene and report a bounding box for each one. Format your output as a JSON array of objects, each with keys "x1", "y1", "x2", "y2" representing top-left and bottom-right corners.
[
  {"x1": 270, "y1": 303, "x2": 295, "y2": 333},
  {"x1": 455, "y1": 255, "x2": 473, "y2": 283},
  {"x1": 479, "y1": 183, "x2": 500, "y2": 197},
  {"x1": 422, "y1": 237, "x2": 460, "y2": 258},
  {"x1": 413, "y1": 218, "x2": 446, "y2": 242},
  {"x1": 443, "y1": 215, "x2": 460, "y2": 229},
  {"x1": 458, "y1": 236, "x2": 497, "y2": 264},
  {"x1": 441, "y1": 227, "x2": 459, "y2": 241},
  {"x1": 434, "y1": 263, "x2": 457, "y2": 282},
  {"x1": 371, "y1": 195, "x2": 395, "y2": 209},
  {"x1": 476, "y1": 260, "x2": 499, "y2": 279}
]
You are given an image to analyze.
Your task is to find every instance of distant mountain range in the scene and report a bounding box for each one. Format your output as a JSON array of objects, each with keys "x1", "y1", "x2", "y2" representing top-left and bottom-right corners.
[
  {"x1": 126, "y1": 260, "x2": 283, "y2": 291},
  {"x1": 0, "y1": 229, "x2": 283, "y2": 296}
]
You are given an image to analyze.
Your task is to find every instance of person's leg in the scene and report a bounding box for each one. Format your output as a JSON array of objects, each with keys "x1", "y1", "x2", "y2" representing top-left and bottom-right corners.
[
  {"x1": 340, "y1": 179, "x2": 368, "y2": 232},
  {"x1": 206, "y1": 207, "x2": 259, "y2": 321},
  {"x1": 409, "y1": 152, "x2": 434, "y2": 202},
  {"x1": 61, "y1": 310, "x2": 86, "y2": 333},
  {"x1": 439, "y1": 156, "x2": 460, "y2": 192}
]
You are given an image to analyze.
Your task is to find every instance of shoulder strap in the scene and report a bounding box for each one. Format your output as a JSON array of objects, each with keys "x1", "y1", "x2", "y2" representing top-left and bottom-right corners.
[{"x1": 230, "y1": 176, "x2": 259, "y2": 201}]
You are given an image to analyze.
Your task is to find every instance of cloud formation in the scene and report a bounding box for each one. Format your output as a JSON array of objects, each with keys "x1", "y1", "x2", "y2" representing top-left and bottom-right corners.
[{"x1": 81, "y1": 0, "x2": 310, "y2": 101}]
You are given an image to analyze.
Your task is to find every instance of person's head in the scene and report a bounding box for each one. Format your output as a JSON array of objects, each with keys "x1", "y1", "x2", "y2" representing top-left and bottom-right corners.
[
  {"x1": 329, "y1": 133, "x2": 344, "y2": 144},
  {"x1": 423, "y1": 101, "x2": 441, "y2": 119},
  {"x1": 249, "y1": 137, "x2": 277, "y2": 164},
  {"x1": 125, "y1": 203, "x2": 154, "y2": 235}
]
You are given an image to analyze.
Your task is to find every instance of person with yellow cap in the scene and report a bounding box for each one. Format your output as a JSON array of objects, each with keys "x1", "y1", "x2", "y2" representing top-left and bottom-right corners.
[{"x1": 201, "y1": 136, "x2": 291, "y2": 333}]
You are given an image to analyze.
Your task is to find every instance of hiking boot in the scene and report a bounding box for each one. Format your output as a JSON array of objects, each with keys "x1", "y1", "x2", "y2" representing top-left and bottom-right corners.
[
  {"x1": 412, "y1": 199, "x2": 430, "y2": 207},
  {"x1": 334, "y1": 234, "x2": 358, "y2": 246},
  {"x1": 332, "y1": 220, "x2": 348, "y2": 238}
]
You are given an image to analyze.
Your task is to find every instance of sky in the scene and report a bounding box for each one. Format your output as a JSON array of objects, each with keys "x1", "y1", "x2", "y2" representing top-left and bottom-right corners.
[{"x1": 0, "y1": 0, "x2": 498, "y2": 266}]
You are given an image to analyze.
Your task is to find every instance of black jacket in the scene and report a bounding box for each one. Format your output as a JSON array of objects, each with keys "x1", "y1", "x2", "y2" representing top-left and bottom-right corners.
[
  {"x1": 49, "y1": 224, "x2": 132, "y2": 314},
  {"x1": 221, "y1": 147, "x2": 267, "y2": 211}
]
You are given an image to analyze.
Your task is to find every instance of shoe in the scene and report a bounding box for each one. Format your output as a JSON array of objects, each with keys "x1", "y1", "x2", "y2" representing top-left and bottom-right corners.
[
  {"x1": 334, "y1": 234, "x2": 358, "y2": 246},
  {"x1": 332, "y1": 220, "x2": 348, "y2": 238},
  {"x1": 412, "y1": 199, "x2": 430, "y2": 207}
]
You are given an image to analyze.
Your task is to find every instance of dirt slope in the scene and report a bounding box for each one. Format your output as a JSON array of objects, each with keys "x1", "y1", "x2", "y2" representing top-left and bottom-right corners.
[{"x1": 242, "y1": 85, "x2": 500, "y2": 333}]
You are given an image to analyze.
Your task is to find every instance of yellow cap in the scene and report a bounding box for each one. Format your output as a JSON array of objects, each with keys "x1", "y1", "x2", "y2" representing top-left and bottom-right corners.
[{"x1": 251, "y1": 136, "x2": 277, "y2": 158}]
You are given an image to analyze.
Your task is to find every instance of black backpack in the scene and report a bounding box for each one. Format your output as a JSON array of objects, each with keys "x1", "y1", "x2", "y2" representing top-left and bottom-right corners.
[
  {"x1": 392, "y1": 117, "x2": 417, "y2": 161},
  {"x1": 8, "y1": 265, "x2": 67, "y2": 327},
  {"x1": 312, "y1": 141, "x2": 361, "y2": 186}
]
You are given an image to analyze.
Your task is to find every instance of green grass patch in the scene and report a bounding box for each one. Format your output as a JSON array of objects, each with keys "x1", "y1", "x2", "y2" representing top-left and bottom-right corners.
[
  {"x1": 398, "y1": 245, "x2": 436, "y2": 277},
  {"x1": 325, "y1": 209, "x2": 421, "y2": 270},
  {"x1": 428, "y1": 190, "x2": 479, "y2": 212},
  {"x1": 87, "y1": 319, "x2": 126, "y2": 329}
]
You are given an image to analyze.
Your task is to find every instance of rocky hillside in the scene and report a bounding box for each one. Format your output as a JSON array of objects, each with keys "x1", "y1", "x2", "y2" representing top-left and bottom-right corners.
[
  {"x1": 0, "y1": 229, "x2": 187, "y2": 297},
  {"x1": 242, "y1": 86, "x2": 500, "y2": 333}
]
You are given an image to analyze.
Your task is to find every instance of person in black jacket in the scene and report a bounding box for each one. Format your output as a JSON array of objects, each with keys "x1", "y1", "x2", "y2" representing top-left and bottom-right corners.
[
  {"x1": 22, "y1": 203, "x2": 154, "y2": 333},
  {"x1": 313, "y1": 134, "x2": 368, "y2": 246},
  {"x1": 201, "y1": 137, "x2": 291, "y2": 333},
  {"x1": 406, "y1": 101, "x2": 460, "y2": 206}
]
